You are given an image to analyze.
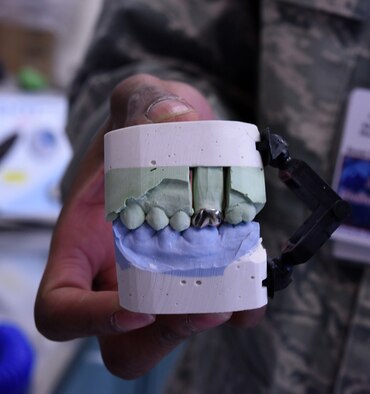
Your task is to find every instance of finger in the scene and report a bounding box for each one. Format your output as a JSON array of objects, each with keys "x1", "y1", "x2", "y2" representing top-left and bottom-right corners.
[
  {"x1": 99, "y1": 312, "x2": 232, "y2": 380},
  {"x1": 35, "y1": 288, "x2": 156, "y2": 341},
  {"x1": 110, "y1": 73, "x2": 214, "y2": 128},
  {"x1": 228, "y1": 306, "x2": 267, "y2": 328}
]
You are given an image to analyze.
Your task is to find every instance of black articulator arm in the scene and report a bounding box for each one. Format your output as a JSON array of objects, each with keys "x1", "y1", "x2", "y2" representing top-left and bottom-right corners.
[{"x1": 256, "y1": 129, "x2": 351, "y2": 298}]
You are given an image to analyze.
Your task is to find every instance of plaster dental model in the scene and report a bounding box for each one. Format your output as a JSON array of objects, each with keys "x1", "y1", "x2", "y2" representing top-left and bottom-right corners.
[
  {"x1": 104, "y1": 120, "x2": 350, "y2": 314},
  {"x1": 105, "y1": 120, "x2": 267, "y2": 313}
]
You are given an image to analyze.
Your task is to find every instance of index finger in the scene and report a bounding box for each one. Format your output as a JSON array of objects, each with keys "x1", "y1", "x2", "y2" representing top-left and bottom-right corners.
[{"x1": 34, "y1": 167, "x2": 156, "y2": 340}]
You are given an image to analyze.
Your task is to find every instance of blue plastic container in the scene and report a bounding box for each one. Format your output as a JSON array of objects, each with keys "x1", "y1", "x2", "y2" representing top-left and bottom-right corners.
[{"x1": 0, "y1": 323, "x2": 34, "y2": 394}]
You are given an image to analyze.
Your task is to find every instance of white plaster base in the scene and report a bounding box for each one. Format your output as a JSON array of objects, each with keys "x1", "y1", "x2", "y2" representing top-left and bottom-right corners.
[{"x1": 116, "y1": 241, "x2": 268, "y2": 314}]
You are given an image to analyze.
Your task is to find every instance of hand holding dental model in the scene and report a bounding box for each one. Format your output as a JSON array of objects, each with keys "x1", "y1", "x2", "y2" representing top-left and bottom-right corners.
[
  {"x1": 35, "y1": 74, "x2": 348, "y2": 379},
  {"x1": 35, "y1": 75, "x2": 267, "y2": 379}
]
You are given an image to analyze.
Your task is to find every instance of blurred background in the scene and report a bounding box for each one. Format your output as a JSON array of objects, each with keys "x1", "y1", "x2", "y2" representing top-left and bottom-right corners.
[{"x1": 0, "y1": 1, "x2": 175, "y2": 393}]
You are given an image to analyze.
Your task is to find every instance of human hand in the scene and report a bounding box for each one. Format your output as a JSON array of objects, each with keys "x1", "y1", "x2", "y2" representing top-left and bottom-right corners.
[{"x1": 34, "y1": 74, "x2": 266, "y2": 379}]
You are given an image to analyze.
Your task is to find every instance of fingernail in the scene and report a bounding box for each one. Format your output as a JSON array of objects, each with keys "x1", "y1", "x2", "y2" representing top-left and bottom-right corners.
[
  {"x1": 110, "y1": 310, "x2": 156, "y2": 333},
  {"x1": 145, "y1": 96, "x2": 196, "y2": 122}
]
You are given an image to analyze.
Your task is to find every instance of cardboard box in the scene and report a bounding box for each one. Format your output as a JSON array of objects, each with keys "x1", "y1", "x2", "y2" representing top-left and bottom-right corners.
[{"x1": 0, "y1": 23, "x2": 54, "y2": 78}]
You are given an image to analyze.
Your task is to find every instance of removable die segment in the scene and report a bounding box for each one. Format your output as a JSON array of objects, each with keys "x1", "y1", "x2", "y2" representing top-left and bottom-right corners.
[
  {"x1": 192, "y1": 167, "x2": 224, "y2": 213},
  {"x1": 225, "y1": 166, "x2": 266, "y2": 224}
]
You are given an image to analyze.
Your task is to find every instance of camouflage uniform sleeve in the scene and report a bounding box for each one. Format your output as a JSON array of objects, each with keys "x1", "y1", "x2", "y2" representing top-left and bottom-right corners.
[{"x1": 167, "y1": 1, "x2": 370, "y2": 393}]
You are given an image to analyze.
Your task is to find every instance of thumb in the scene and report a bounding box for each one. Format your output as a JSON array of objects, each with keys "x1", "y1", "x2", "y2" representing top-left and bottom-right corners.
[
  {"x1": 110, "y1": 73, "x2": 214, "y2": 128},
  {"x1": 75, "y1": 74, "x2": 214, "y2": 182}
]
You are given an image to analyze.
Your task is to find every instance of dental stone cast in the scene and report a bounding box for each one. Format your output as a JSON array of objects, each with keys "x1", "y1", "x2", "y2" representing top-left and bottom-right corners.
[{"x1": 104, "y1": 120, "x2": 268, "y2": 313}]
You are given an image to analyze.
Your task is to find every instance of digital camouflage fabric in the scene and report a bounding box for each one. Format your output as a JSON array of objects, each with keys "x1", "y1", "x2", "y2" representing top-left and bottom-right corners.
[{"x1": 64, "y1": 0, "x2": 370, "y2": 393}]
